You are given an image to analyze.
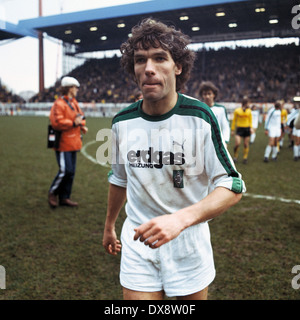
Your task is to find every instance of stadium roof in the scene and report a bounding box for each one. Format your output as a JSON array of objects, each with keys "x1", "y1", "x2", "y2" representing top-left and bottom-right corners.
[
  {"x1": 0, "y1": 20, "x2": 37, "y2": 40},
  {"x1": 16, "y1": 0, "x2": 300, "y2": 53}
]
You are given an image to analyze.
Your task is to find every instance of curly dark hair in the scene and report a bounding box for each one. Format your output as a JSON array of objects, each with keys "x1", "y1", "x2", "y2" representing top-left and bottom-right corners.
[
  {"x1": 199, "y1": 81, "x2": 219, "y2": 99},
  {"x1": 120, "y1": 18, "x2": 196, "y2": 92}
]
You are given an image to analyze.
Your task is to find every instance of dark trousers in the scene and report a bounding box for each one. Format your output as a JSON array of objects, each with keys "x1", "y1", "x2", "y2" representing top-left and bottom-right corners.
[{"x1": 49, "y1": 151, "x2": 77, "y2": 200}]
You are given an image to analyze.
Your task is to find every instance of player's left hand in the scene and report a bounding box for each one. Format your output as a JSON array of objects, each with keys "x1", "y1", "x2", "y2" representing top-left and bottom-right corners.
[{"x1": 133, "y1": 214, "x2": 183, "y2": 249}]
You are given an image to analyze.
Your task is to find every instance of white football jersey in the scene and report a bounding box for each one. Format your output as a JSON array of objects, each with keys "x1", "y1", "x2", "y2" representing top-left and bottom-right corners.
[
  {"x1": 251, "y1": 109, "x2": 260, "y2": 129},
  {"x1": 264, "y1": 107, "x2": 281, "y2": 130},
  {"x1": 108, "y1": 93, "x2": 245, "y2": 225},
  {"x1": 211, "y1": 103, "x2": 230, "y2": 143}
]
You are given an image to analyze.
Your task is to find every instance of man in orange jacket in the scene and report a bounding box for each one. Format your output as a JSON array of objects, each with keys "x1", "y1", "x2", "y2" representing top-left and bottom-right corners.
[{"x1": 48, "y1": 76, "x2": 88, "y2": 208}]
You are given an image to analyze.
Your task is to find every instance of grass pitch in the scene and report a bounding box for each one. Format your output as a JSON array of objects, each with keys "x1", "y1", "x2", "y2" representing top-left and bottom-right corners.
[{"x1": 0, "y1": 116, "x2": 299, "y2": 300}]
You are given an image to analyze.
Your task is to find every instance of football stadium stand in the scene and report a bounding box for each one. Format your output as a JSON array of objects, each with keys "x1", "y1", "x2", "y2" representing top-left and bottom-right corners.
[
  {"x1": 29, "y1": 43, "x2": 300, "y2": 104},
  {"x1": 0, "y1": 0, "x2": 299, "y2": 110}
]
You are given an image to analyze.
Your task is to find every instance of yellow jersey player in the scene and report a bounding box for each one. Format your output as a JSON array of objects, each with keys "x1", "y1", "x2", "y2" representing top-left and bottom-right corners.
[
  {"x1": 231, "y1": 97, "x2": 253, "y2": 164},
  {"x1": 279, "y1": 103, "x2": 288, "y2": 149}
]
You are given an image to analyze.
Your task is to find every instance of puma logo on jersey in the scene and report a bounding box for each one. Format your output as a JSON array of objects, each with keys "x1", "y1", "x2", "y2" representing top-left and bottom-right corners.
[{"x1": 172, "y1": 139, "x2": 186, "y2": 151}]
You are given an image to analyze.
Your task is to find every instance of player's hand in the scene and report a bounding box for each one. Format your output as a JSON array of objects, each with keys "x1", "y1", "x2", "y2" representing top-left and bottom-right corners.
[
  {"x1": 133, "y1": 214, "x2": 183, "y2": 249},
  {"x1": 103, "y1": 229, "x2": 121, "y2": 256}
]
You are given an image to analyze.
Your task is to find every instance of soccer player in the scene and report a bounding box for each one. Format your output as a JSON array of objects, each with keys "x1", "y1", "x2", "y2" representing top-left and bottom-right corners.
[
  {"x1": 295, "y1": 107, "x2": 300, "y2": 129},
  {"x1": 102, "y1": 19, "x2": 245, "y2": 300},
  {"x1": 199, "y1": 81, "x2": 230, "y2": 146},
  {"x1": 279, "y1": 103, "x2": 288, "y2": 149},
  {"x1": 231, "y1": 97, "x2": 253, "y2": 164},
  {"x1": 287, "y1": 105, "x2": 300, "y2": 160},
  {"x1": 263, "y1": 100, "x2": 282, "y2": 162},
  {"x1": 250, "y1": 104, "x2": 260, "y2": 144}
]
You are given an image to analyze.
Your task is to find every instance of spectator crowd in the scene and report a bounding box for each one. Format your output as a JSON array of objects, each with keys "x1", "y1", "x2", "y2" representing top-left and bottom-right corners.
[
  {"x1": 1, "y1": 44, "x2": 299, "y2": 104},
  {"x1": 0, "y1": 81, "x2": 25, "y2": 103}
]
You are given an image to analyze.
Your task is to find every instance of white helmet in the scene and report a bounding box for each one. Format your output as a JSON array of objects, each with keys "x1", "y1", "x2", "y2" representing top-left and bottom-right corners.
[{"x1": 61, "y1": 76, "x2": 80, "y2": 87}]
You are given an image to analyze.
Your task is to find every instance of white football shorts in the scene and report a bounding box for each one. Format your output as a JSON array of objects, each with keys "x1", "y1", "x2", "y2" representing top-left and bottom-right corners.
[
  {"x1": 120, "y1": 217, "x2": 216, "y2": 297},
  {"x1": 293, "y1": 127, "x2": 300, "y2": 137},
  {"x1": 268, "y1": 126, "x2": 281, "y2": 138}
]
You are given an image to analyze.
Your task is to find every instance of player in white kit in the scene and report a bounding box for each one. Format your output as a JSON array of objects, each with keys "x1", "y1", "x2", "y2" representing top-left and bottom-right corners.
[
  {"x1": 263, "y1": 101, "x2": 282, "y2": 162},
  {"x1": 250, "y1": 104, "x2": 260, "y2": 144},
  {"x1": 287, "y1": 105, "x2": 300, "y2": 160},
  {"x1": 199, "y1": 81, "x2": 230, "y2": 146},
  {"x1": 102, "y1": 19, "x2": 245, "y2": 300}
]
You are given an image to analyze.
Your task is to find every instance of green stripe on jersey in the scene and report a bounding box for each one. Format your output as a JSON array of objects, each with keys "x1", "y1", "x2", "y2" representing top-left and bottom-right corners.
[
  {"x1": 178, "y1": 104, "x2": 238, "y2": 178},
  {"x1": 178, "y1": 94, "x2": 238, "y2": 178},
  {"x1": 112, "y1": 93, "x2": 239, "y2": 178},
  {"x1": 265, "y1": 108, "x2": 276, "y2": 130},
  {"x1": 112, "y1": 103, "x2": 140, "y2": 125},
  {"x1": 214, "y1": 102, "x2": 229, "y2": 121}
]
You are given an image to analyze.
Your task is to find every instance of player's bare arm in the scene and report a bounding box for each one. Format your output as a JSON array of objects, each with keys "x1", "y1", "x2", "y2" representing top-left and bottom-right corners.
[
  {"x1": 134, "y1": 187, "x2": 242, "y2": 249},
  {"x1": 103, "y1": 183, "x2": 126, "y2": 255}
]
